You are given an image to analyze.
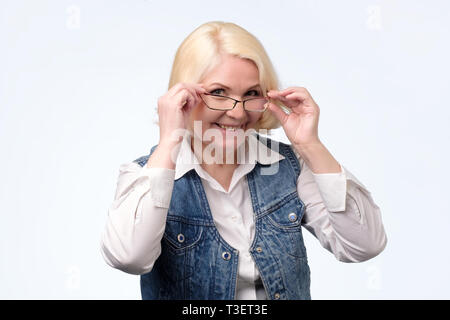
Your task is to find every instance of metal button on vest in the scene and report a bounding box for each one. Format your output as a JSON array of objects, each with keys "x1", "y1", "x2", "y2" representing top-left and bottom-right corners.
[
  {"x1": 274, "y1": 292, "x2": 280, "y2": 299},
  {"x1": 222, "y1": 251, "x2": 231, "y2": 260},
  {"x1": 288, "y1": 212, "x2": 298, "y2": 222},
  {"x1": 177, "y1": 233, "x2": 185, "y2": 243},
  {"x1": 256, "y1": 247, "x2": 263, "y2": 253}
]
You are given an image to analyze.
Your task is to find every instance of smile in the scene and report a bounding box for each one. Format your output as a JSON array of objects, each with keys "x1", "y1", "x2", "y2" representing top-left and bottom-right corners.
[{"x1": 214, "y1": 123, "x2": 243, "y2": 131}]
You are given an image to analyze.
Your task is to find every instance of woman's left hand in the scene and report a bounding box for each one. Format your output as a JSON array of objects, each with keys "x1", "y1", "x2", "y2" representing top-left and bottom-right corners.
[{"x1": 267, "y1": 87, "x2": 321, "y2": 150}]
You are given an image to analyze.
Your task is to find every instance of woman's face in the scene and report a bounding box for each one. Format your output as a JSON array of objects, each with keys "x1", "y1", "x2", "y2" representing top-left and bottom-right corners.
[{"x1": 188, "y1": 54, "x2": 264, "y2": 162}]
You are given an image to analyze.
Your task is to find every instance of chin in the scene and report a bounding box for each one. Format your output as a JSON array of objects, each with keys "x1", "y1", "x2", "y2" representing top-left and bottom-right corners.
[{"x1": 203, "y1": 129, "x2": 246, "y2": 160}]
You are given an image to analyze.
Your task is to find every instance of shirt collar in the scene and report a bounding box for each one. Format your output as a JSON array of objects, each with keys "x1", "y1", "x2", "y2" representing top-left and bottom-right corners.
[{"x1": 174, "y1": 131, "x2": 285, "y2": 180}]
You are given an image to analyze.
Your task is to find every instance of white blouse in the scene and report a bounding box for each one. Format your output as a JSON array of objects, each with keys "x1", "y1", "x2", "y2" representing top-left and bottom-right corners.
[{"x1": 100, "y1": 134, "x2": 387, "y2": 299}]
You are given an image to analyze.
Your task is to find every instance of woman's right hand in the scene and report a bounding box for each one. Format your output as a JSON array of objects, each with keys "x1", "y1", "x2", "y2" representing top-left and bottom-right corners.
[{"x1": 157, "y1": 82, "x2": 206, "y2": 146}]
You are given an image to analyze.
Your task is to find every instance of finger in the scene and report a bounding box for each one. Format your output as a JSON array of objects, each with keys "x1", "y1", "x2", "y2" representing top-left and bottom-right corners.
[
  {"x1": 189, "y1": 86, "x2": 206, "y2": 108},
  {"x1": 195, "y1": 83, "x2": 207, "y2": 93},
  {"x1": 267, "y1": 93, "x2": 298, "y2": 109},
  {"x1": 178, "y1": 90, "x2": 192, "y2": 108},
  {"x1": 285, "y1": 91, "x2": 307, "y2": 102},
  {"x1": 267, "y1": 102, "x2": 289, "y2": 125},
  {"x1": 187, "y1": 85, "x2": 207, "y2": 103},
  {"x1": 194, "y1": 86, "x2": 207, "y2": 96},
  {"x1": 268, "y1": 87, "x2": 297, "y2": 97},
  {"x1": 267, "y1": 95, "x2": 291, "y2": 106},
  {"x1": 170, "y1": 83, "x2": 205, "y2": 98},
  {"x1": 191, "y1": 86, "x2": 208, "y2": 109},
  {"x1": 182, "y1": 87, "x2": 200, "y2": 108},
  {"x1": 267, "y1": 92, "x2": 296, "y2": 104},
  {"x1": 178, "y1": 89, "x2": 198, "y2": 113},
  {"x1": 168, "y1": 83, "x2": 186, "y2": 97}
]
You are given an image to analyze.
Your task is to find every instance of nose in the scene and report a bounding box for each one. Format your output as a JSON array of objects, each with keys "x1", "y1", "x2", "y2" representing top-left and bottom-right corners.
[{"x1": 226, "y1": 101, "x2": 248, "y2": 121}]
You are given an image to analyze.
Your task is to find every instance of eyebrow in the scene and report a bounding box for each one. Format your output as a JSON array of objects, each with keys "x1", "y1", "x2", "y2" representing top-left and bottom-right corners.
[{"x1": 208, "y1": 82, "x2": 261, "y2": 90}]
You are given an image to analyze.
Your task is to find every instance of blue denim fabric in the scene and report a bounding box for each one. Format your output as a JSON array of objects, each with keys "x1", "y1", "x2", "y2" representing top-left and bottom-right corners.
[{"x1": 133, "y1": 133, "x2": 311, "y2": 300}]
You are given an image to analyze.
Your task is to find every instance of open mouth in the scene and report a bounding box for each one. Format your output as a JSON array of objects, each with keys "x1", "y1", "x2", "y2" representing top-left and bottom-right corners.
[{"x1": 213, "y1": 122, "x2": 243, "y2": 131}]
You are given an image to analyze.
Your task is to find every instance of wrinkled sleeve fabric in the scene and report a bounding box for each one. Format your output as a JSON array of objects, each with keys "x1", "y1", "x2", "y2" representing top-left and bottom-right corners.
[
  {"x1": 100, "y1": 161, "x2": 175, "y2": 275},
  {"x1": 293, "y1": 149, "x2": 387, "y2": 262}
]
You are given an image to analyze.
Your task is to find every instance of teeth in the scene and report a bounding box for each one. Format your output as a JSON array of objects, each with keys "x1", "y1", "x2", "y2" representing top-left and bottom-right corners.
[{"x1": 218, "y1": 123, "x2": 240, "y2": 131}]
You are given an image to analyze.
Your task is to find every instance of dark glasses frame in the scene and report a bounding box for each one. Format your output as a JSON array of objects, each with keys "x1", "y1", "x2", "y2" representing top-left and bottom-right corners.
[{"x1": 200, "y1": 93, "x2": 270, "y2": 112}]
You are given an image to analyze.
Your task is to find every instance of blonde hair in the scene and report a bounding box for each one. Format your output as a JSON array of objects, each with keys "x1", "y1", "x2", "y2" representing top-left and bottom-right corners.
[{"x1": 168, "y1": 21, "x2": 287, "y2": 132}]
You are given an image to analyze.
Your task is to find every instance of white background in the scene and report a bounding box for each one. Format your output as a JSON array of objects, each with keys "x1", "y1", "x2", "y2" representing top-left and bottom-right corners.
[{"x1": 1, "y1": 0, "x2": 449, "y2": 299}]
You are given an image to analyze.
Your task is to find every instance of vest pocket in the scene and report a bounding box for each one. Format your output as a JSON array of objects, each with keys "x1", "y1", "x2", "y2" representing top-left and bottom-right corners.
[
  {"x1": 162, "y1": 217, "x2": 204, "y2": 252},
  {"x1": 263, "y1": 194, "x2": 308, "y2": 258},
  {"x1": 158, "y1": 218, "x2": 204, "y2": 298},
  {"x1": 265, "y1": 193, "x2": 305, "y2": 230}
]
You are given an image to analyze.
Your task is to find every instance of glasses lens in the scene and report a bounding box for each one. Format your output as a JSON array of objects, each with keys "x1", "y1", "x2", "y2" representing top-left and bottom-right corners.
[
  {"x1": 202, "y1": 94, "x2": 235, "y2": 110},
  {"x1": 245, "y1": 97, "x2": 269, "y2": 112}
]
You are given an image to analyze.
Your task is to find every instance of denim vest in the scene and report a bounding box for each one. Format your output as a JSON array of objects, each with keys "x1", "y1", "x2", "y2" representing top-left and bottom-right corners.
[{"x1": 133, "y1": 134, "x2": 311, "y2": 300}]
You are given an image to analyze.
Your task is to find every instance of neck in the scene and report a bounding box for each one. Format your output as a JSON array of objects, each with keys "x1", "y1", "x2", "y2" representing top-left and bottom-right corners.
[{"x1": 189, "y1": 136, "x2": 247, "y2": 172}]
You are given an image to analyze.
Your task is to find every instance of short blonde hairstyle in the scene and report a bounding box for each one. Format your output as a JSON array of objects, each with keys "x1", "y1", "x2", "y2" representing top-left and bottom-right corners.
[{"x1": 168, "y1": 21, "x2": 287, "y2": 132}]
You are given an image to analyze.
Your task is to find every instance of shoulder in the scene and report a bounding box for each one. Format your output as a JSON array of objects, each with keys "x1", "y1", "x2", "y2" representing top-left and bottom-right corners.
[
  {"x1": 132, "y1": 144, "x2": 158, "y2": 168},
  {"x1": 256, "y1": 133, "x2": 291, "y2": 153},
  {"x1": 257, "y1": 133, "x2": 302, "y2": 177},
  {"x1": 262, "y1": 135, "x2": 299, "y2": 160},
  {"x1": 289, "y1": 144, "x2": 305, "y2": 166},
  {"x1": 132, "y1": 154, "x2": 150, "y2": 168}
]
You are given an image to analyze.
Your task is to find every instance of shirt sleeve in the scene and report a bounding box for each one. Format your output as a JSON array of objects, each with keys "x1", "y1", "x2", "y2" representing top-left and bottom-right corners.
[
  {"x1": 100, "y1": 161, "x2": 175, "y2": 275},
  {"x1": 295, "y1": 151, "x2": 388, "y2": 262}
]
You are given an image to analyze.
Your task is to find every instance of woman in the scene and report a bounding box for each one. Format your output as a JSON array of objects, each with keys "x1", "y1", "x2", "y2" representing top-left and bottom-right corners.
[{"x1": 100, "y1": 21, "x2": 387, "y2": 300}]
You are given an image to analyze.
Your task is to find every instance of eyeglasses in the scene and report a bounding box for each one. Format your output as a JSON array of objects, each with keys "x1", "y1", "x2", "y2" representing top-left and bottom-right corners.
[{"x1": 200, "y1": 93, "x2": 269, "y2": 112}]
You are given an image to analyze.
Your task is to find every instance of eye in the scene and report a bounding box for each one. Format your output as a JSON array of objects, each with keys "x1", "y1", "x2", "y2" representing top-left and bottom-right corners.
[
  {"x1": 210, "y1": 88, "x2": 225, "y2": 95},
  {"x1": 209, "y1": 88, "x2": 261, "y2": 96},
  {"x1": 246, "y1": 90, "x2": 261, "y2": 96}
]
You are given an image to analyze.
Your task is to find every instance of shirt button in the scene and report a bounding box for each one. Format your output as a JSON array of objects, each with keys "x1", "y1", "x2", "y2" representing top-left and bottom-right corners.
[
  {"x1": 177, "y1": 233, "x2": 185, "y2": 243},
  {"x1": 222, "y1": 251, "x2": 231, "y2": 260},
  {"x1": 274, "y1": 293, "x2": 280, "y2": 299},
  {"x1": 288, "y1": 212, "x2": 298, "y2": 222},
  {"x1": 256, "y1": 247, "x2": 263, "y2": 253},
  {"x1": 231, "y1": 216, "x2": 238, "y2": 222}
]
